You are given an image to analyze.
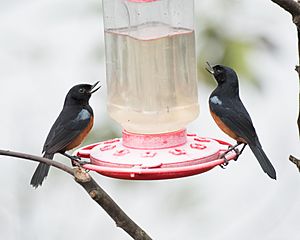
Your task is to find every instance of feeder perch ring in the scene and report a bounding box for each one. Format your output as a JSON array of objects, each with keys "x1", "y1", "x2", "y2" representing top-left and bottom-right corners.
[{"x1": 74, "y1": 130, "x2": 238, "y2": 180}]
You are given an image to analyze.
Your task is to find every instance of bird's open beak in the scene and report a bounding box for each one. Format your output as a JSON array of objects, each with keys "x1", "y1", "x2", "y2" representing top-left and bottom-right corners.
[
  {"x1": 205, "y1": 62, "x2": 214, "y2": 75},
  {"x1": 90, "y1": 81, "x2": 101, "y2": 94}
]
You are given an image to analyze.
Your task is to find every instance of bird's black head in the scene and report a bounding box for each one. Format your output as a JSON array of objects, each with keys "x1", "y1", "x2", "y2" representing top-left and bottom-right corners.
[
  {"x1": 206, "y1": 63, "x2": 238, "y2": 85},
  {"x1": 64, "y1": 81, "x2": 101, "y2": 106},
  {"x1": 206, "y1": 63, "x2": 239, "y2": 95}
]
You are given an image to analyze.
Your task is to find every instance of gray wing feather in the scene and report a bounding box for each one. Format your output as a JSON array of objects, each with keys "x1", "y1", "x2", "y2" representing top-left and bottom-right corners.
[{"x1": 43, "y1": 107, "x2": 91, "y2": 154}]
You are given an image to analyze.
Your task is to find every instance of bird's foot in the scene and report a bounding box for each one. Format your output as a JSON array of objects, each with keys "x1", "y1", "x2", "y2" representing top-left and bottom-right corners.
[
  {"x1": 70, "y1": 155, "x2": 90, "y2": 167},
  {"x1": 218, "y1": 142, "x2": 246, "y2": 169},
  {"x1": 233, "y1": 148, "x2": 240, "y2": 161},
  {"x1": 69, "y1": 155, "x2": 80, "y2": 167},
  {"x1": 61, "y1": 152, "x2": 90, "y2": 167},
  {"x1": 234, "y1": 143, "x2": 247, "y2": 161},
  {"x1": 219, "y1": 155, "x2": 229, "y2": 169},
  {"x1": 219, "y1": 144, "x2": 240, "y2": 168}
]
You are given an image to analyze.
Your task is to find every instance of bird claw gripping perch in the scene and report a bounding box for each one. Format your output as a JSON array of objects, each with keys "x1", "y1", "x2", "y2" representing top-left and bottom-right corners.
[
  {"x1": 219, "y1": 159, "x2": 228, "y2": 169},
  {"x1": 71, "y1": 156, "x2": 90, "y2": 167},
  {"x1": 219, "y1": 145, "x2": 240, "y2": 169}
]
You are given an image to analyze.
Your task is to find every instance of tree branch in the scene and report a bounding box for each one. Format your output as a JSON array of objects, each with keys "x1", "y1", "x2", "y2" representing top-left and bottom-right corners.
[
  {"x1": 0, "y1": 150, "x2": 74, "y2": 175},
  {"x1": 271, "y1": 0, "x2": 300, "y2": 17},
  {"x1": 74, "y1": 168, "x2": 152, "y2": 240},
  {"x1": 297, "y1": 28, "x2": 300, "y2": 137},
  {"x1": 271, "y1": 0, "x2": 300, "y2": 137},
  {"x1": 0, "y1": 149, "x2": 152, "y2": 240}
]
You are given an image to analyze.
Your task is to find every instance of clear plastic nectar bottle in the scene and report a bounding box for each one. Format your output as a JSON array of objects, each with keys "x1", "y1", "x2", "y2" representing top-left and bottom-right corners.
[{"x1": 102, "y1": 0, "x2": 199, "y2": 134}]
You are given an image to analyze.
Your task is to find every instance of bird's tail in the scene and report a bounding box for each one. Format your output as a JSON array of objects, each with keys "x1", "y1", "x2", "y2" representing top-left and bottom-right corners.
[
  {"x1": 30, "y1": 153, "x2": 54, "y2": 188},
  {"x1": 248, "y1": 141, "x2": 276, "y2": 180}
]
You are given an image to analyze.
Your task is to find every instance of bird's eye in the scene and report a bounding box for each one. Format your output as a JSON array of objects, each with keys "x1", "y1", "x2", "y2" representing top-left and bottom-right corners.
[{"x1": 79, "y1": 88, "x2": 85, "y2": 94}]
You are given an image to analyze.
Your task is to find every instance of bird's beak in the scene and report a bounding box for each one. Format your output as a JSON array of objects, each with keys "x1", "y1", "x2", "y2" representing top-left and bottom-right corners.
[
  {"x1": 205, "y1": 62, "x2": 214, "y2": 75},
  {"x1": 90, "y1": 81, "x2": 101, "y2": 94}
]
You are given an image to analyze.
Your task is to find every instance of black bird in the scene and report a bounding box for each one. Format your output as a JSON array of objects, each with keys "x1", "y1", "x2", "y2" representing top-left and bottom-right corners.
[
  {"x1": 206, "y1": 63, "x2": 276, "y2": 179},
  {"x1": 30, "y1": 82, "x2": 101, "y2": 188}
]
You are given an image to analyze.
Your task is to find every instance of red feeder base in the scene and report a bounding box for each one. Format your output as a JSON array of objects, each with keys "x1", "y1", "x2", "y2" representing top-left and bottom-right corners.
[{"x1": 74, "y1": 129, "x2": 237, "y2": 180}]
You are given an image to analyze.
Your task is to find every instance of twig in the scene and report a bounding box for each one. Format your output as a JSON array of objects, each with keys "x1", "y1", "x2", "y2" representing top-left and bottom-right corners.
[
  {"x1": 0, "y1": 149, "x2": 152, "y2": 240},
  {"x1": 289, "y1": 154, "x2": 300, "y2": 172}
]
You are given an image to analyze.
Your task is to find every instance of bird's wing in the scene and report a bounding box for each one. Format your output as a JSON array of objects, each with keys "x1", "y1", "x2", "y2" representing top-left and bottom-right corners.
[
  {"x1": 43, "y1": 106, "x2": 91, "y2": 154},
  {"x1": 210, "y1": 98, "x2": 258, "y2": 143}
]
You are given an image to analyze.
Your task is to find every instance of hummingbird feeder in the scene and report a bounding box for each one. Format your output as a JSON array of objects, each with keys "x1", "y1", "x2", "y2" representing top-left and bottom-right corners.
[{"x1": 74, "y1": 0, "x2": 237, "y2": 180}]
